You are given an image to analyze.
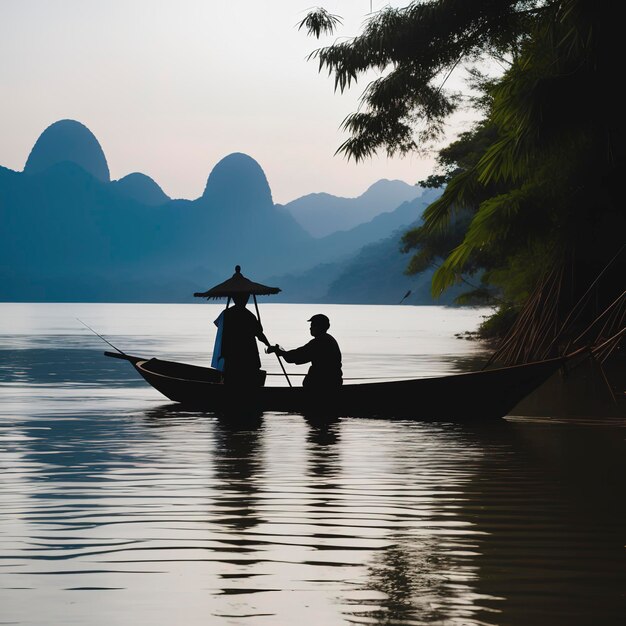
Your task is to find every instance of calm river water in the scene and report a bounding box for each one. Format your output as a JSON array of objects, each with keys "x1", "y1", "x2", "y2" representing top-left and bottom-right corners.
[{"x1": 0, "y1": 303, "x2": 624, "y2": 626}]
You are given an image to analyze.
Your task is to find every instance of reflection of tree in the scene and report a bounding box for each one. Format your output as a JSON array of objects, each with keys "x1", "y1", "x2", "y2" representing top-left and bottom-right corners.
[
  {"x1": 340, "y1": 422, "x2": 495, "y2": 626},
  {"x1": 354, "y1": 539, "x2": 464, "y2": 624},
  {"x1": 468, "y1": 422, "x2": 626, "y2": 626},
  {"x1": 350, "y1": 421, "x2": 626, "y2": 626}
]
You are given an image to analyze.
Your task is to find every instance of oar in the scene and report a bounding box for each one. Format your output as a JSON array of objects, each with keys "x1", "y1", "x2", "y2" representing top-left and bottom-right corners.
[
  {"x1": 252, "y1": 294, "x2": 292, "y2": 387},
  {"x1": 271, "y1": 346, "x2": 292, "y2": 387}
]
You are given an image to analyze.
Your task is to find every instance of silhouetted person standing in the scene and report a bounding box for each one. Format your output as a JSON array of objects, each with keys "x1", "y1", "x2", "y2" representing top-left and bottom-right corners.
[
  {"x1": 268, "y1": 314, "x2": 342, "y2": 389},
  {"x1": 221, "y1": 292, "x2": 270, "y2": 387}
]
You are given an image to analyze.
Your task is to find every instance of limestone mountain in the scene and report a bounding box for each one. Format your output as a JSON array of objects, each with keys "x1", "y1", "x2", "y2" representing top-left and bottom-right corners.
[
  {"x1": 1, "y1": 122, "x2": 315, "y2": 300},
  {"x1": 1, "y1": 119, "x2": 444, "y2": 303},
  {"x1": 203, "y1": 152, "x2": 273, "y2": 209},
  {"x1": 23, "y1": 119, "x2": 110, "y2": 182}
]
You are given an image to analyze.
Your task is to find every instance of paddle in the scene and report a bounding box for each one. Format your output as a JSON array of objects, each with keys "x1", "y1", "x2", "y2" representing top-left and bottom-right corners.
[
  {"x1": 252, "y1": 294, "x2": 292, "y2": 387},
  {"x1": 270, "y1": 345, "x2": 292, "y2": 388}
]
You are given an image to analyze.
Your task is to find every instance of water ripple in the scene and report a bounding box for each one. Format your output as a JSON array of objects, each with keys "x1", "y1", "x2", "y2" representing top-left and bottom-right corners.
[{"x1": 1, "y1": 305, "x2": 625, "y2": 625}]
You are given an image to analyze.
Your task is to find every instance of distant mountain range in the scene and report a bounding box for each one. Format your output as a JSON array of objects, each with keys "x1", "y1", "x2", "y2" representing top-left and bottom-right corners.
[
  {"x1": 0, "y1": 119, "x2": 445, "y2": 304},
  {"x1": 280, "y1": 179, "x2": 423, "y2": 237},
  {"x1": 265, "y1": 216, "x2": 465, "y2": 306}
]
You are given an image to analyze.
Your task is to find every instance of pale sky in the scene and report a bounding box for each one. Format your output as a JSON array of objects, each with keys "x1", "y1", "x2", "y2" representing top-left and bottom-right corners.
[{"x1": 0, "y1": 0, "x2": 473, "y2": 204}]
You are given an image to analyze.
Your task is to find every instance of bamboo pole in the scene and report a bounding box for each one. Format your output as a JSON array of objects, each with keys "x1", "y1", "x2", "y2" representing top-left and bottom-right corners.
[{"x1": 252, "y1": 294, "x2": 292, "y2": 387}]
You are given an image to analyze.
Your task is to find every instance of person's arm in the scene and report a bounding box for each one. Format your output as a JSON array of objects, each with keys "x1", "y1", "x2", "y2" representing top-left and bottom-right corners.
[
  {"x1": 274, "y1": 341, "x2": 314, "y2": 365},
  {"x1": 257, "y1": 331, "x2": 271, "y2": 348},
  {"x1": 252, "y1": 314, "x2": 271, "y2": 348}
]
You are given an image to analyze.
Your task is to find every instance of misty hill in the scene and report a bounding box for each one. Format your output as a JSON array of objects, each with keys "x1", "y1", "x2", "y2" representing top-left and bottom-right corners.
[
  {"x1": 24, "y1": 119, "x2": 110, "y2": 182},
  {"x1": 1, "y1": 123, "x2": 315, "y2": 300},
  {"x1": 1, "y1": 162, "x2": 207, "y2": 301},
  {"x1": 263, "y1": 262, "x2": 348, "y2": 304},
  {"x1": 323, "y1": 227, "x2": 464, "y2": 305},
  {"x1": 282, "y1": 178, "x2": 422, "y2": 237},
  {"x1": 313, "y1": 188, "x2": 441, "y2": 262},
  {"x1": 246, "y1": 192, "x2": 443, "y2": 303},
  {"x1": 267, "y1": 216, "x2": 462, "y2": 305},
  {"x1": 1, "y1": 119, "x2": 445, "y2": 304},
  {"x1": 0, "y1": 158, "x2": 315, "y2": 299},
  {"x1": 112, "y1": 173, "x2": 170, "y2": 206},
  {"x1": 181, "y1": 152, "x2": 316, "y2": 276}
]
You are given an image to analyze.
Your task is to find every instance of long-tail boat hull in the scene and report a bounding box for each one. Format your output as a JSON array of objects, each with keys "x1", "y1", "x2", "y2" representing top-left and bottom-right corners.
[{"x1": 105, "y1": 351, "x2": 567, "y2": 420}]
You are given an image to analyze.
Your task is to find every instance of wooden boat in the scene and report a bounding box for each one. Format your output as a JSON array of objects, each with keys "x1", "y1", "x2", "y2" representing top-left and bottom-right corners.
[{"x1": 104, "y1": 350, "x2": 569, "y2": 420}]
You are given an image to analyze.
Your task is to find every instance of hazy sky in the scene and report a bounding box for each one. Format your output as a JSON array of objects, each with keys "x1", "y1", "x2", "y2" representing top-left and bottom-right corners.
[{"x1": 0, "y1": 1, "x2": 472, "y2": 204}]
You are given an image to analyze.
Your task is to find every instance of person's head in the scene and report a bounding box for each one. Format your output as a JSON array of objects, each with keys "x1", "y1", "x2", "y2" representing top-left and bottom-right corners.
[
  {"x1": 232, "y1": 292, "x2": 250, "y2": 307},
  {"x1": 308, "y1": 313, "x2": 330, "y2": 337}
]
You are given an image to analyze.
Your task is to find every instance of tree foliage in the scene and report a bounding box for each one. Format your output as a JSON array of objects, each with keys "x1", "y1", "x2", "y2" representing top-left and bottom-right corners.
[
  {"x1": 305, "y1": 1, "x2": 536, "y2": 160},
  {"x1": 302, "y1": 0, "x2": 625, "y2": 359}
]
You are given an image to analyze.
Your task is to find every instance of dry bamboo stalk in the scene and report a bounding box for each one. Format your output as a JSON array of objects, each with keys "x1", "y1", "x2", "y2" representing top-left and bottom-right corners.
[
  {"x1": 553, "y1": 244, "x2": 625, "y2": 342},
  {"x1": 572, "y1": 291, "x2": 625, "y2": 344}
]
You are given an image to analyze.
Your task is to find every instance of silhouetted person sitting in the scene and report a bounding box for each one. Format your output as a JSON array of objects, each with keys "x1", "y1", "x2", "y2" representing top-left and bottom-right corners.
[
  {"x1": 268, "y1": 314, "x2": 342, "y2": 389},
  {"x1": 221, "y1": 292, "x2": 270, "y2": 387}
]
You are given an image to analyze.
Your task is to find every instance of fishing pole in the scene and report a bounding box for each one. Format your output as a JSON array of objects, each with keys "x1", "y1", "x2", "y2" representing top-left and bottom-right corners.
[{"x1": 76, "y1": 318, "x2": 127, "y2": 356}]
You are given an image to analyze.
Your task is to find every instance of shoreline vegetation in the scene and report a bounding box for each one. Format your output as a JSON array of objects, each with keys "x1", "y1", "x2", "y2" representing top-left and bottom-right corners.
[{"x1": 299, "y1": 1, "x2": 625, "y2": 369}]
